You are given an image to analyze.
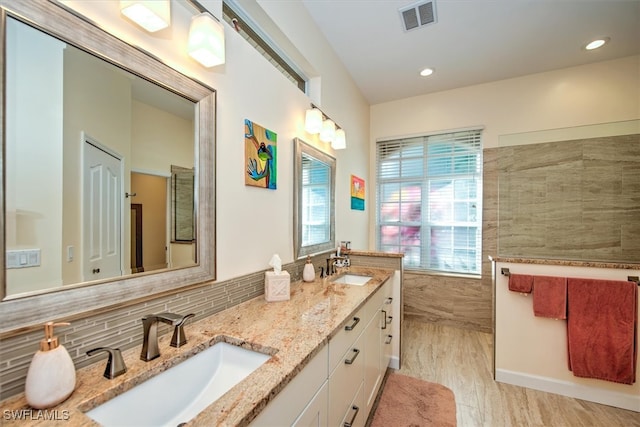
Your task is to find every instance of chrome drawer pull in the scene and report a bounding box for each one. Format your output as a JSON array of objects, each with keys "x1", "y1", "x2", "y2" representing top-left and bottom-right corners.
[
  {"x1": 385, "y1": 334, "x2": 393, "y2": 344},
  {"x1": 345, "y1": 316, "x2": 360, "y2": 331},
  {"x1": 385, "y1": 297, "x2": 393, "y2": 305},
  {"x1": 344, "y1": 405, "x2": 359, "y2": 427},
  {"x1": 345, "y1": 348, "x2": 360, "y2": 365},
  {"x1": 387, "y1": 315, "x2": 393, "y2": 325}
]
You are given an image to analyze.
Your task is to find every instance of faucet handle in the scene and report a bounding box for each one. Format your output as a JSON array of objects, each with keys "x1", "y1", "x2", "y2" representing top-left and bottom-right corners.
[
  {"x1": 87, "y1": 347, "x2": 127, "y2": 379},
  {"x1": 157, "y1": 312, "x2": 195, "y2": 348}
]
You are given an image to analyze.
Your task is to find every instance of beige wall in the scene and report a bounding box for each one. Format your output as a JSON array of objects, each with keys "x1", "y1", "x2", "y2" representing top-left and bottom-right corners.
[
  {"x1": 5, "y1": 22, "x2": 65, "y2": 294},
  {"x1": 370, "y1": 56, "x2": 639, "y2": 151},
  {"x1": 130, "y1": 173, "x2": 168, "y2": 272},
  {"x1": 494, "y1": 261, "x2": 640, "y2": 410}
]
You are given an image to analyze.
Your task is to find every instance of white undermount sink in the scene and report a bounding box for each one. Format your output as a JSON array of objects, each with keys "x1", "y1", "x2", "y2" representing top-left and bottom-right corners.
[
  {"x1": 332, "y1": 274, "x2": 372, "y2": 286},
  {"x1": 85, "y1": 342, "x2": 270, "y2": 427}
]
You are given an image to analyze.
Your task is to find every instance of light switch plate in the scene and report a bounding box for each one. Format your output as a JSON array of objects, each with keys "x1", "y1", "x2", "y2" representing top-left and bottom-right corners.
[{"x1": 6, "y1": 249, "x2": 41, "y2": 269}]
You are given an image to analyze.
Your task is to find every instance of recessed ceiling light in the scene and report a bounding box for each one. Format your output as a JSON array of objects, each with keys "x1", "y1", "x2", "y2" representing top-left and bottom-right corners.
[
  {"x1": 585, "y1": 37, "x2": 610, "y2": 50},
  {"x1": 420, "y1": 68, "x2": 434, "y2": 77}
]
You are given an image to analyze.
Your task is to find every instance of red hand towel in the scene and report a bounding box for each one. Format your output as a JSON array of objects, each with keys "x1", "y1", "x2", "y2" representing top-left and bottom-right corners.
[
  {"x1": 533, "y1": 276, "x2": 567, "y2": 319},
  {"x1": 508, "y1": 274, "x2": 533, "y2": 294},
  {"x1": 567, "y1": 278, "x2": 637, "y2": 385}
]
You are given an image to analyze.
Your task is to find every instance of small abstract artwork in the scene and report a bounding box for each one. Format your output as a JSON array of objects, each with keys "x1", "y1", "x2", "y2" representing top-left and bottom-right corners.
[
  {"x1": 351, "y1": 175, "x2": 365, "y2": 210},
  {"x1": 245, "y1": 119, "x2": 277, "y2": 189}
]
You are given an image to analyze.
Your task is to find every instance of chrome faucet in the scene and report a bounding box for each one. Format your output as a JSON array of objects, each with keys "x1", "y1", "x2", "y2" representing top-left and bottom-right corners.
[{"x1": 140, "y1": 312, "x2": 195, "y2": 361}]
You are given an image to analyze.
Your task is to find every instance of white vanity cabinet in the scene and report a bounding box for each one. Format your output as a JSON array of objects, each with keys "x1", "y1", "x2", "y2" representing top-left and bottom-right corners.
[
  {"x1": 292, "y1": 381, "x2": 328, "y2": 427},
  {"x1": 363, "y1": 280, "x2": 392, "y2": 417},
  {"x1": 327, "y1": 295, "x2": 368, "y2": 426},
  {"x1": 251, "y1": 276, "x2": 398, "y2": 427},
  {"x1": 381, "y1": 277, "x2": 395, "y2": 371},
  {"x1": 251, "y1": 345, "x2": 328, "y2": 426},
  {"x1": 329, "y1": 279, "x2": 392, "y2": 427}
]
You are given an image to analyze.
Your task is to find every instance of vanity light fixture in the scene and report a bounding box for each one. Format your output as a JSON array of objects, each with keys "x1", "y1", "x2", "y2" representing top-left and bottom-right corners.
[
  {"x1": 120, "y1": 0, "x2": 171, "y2": 33},
  {"x1": 304, "y1": 108, "x2": 323, "y2": 134},
  {"x1": 188, "y1": 13, "x2": 226, "y2": 68},
  {"x1": 584, "y1": 37, "x2": 610, "y2": 51},
  {"x1": 332, "y1": 128, "x2": 347, "y2": 150},
  {"x1": 304, "y1": 104, "x2": 347, "y2": 149},
  {"x1": 320, "y1": 119, "x2": 336, "y2": 143}
]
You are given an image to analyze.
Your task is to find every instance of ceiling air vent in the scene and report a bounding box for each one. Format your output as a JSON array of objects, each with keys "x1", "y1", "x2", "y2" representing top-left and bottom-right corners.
[{"x1": 399, "y1": 0, "x2": 436, "y2": 32}]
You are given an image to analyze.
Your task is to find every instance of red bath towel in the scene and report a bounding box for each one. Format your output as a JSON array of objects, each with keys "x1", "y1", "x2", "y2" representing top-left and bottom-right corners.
[
  {"x1": 533, "y1": 276, "x2": 567, "y2": 319},
  {"x1": 567, "y1": 278, "x2": 638, "y2": 385},
  {"x1": 508, "y1": 274, "x2": 533, "y2": 294}
]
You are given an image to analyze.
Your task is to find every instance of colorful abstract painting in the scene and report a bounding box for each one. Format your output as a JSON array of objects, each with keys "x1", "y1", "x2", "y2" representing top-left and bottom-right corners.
[
  {"x1": 245, "y1": 119, "x2": 277, "y2": 189},
  {"x1": 351, "y1": 175, "x2": 365, "y2": 210}
]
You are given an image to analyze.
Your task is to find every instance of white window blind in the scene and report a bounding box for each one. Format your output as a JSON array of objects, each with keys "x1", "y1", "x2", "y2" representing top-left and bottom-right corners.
[
  {"x1": 376, "y1": 129, "x2": 483, "y2": 274},
  {"x1": 301, "y1": 154, "x2": 331, "y2": 246}
]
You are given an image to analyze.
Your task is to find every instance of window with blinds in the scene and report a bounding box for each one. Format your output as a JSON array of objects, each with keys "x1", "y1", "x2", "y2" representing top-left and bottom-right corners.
[
  {"x1": 301, "y1": 154, "x2": 331, "y2": 247},
  {"x1": 376, "y1": 129, "x2": 483, "y2": 274}
]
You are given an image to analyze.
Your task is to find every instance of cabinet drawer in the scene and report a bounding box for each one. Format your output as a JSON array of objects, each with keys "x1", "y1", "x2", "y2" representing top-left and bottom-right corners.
[
  {"x1": 329, "y1": 304, "x2": 366, "y2": 372},
  {"x1": 380, "y1": 281, "x2": 393, "y2": 329},
  {"x1": 328, "y1": 333, "x2": 364, "y2": 426},
  {"x1": 339, "y1": 380, "x2": 365, "y2": 427}
]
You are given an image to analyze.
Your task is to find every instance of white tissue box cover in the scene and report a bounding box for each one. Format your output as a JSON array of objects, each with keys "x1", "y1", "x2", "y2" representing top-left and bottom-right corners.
[{"x1": 265, "y1": 271, "x2": 290, "y2": 302}]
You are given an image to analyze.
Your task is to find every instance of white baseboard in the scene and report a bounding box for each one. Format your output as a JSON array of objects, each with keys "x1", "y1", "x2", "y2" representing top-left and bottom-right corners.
[
  {"x1": 495, "y1": 369, "x2": 640, "y2": 412},
  {"x1": 389, "y1": 356, "x2": 400, "y2": 370}
]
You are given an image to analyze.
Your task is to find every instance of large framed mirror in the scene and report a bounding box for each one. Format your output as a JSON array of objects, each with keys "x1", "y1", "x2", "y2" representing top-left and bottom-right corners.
[
  {"x1": 293, "y1": 138, "x2": 336, "y2": 259},
  {"x1": 0, "y1": 0, "x2": 216, "y2": 334}
]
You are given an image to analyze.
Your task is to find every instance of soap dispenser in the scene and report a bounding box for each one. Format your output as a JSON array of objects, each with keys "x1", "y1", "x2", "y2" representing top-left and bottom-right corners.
[
  {"x1": 303, "y1": 256, "x2": 315, "y2": 282},
  {"x1": 25, "y1": 322, "x2": 76, "y2": 409}
]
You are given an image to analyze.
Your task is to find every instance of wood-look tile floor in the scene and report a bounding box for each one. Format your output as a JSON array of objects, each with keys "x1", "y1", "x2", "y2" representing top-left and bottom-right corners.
[{"x1": 396, "y1": 318, "x2": 640, "y2": 427}]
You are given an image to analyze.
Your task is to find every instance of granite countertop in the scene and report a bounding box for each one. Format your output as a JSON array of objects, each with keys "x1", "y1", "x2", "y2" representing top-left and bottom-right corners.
[{"x1": 0, "y1": 266, "x2": 393, "y2": 426}]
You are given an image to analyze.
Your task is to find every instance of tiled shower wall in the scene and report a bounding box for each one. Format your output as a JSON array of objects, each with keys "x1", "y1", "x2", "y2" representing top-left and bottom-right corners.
[
  {"x1": 0, "y1": 255, "x2": 324, "y2": 401},
  {"x1": 498, "y1": 134, "x2": 640, "y2": 262}
]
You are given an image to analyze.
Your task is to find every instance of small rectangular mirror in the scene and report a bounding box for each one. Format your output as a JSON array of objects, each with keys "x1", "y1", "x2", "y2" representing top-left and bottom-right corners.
[{"x1": 293, "y1": 138, "x2": 336, "y2": 258}]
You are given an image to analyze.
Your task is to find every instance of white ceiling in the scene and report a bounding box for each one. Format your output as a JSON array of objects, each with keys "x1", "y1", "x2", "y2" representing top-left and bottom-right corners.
[{"x1": 301, "y1": 0, "x2": 640, "y2": 105}]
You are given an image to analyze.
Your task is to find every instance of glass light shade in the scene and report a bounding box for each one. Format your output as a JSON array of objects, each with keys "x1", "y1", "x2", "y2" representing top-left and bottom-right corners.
[
  {"x1": 331, "y1": 129, "x2": 346, "y2": 149},
  {"x1": 188, "y1": 13, "x2": 225, "y2": 68},
  {"x1": 120, "y1": 1, "x2": 170, "y2": 33},
  {"x1": 320, "y1": 119, "x2": 336, "y2": 143},
  {"x1": 305, "y1": 108, "x2": 323, "y2": 134}
]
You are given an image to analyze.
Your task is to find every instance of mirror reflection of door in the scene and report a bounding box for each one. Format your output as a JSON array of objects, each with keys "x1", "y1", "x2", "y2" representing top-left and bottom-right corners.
[
  {"x1": 83, "y1": 138, "x2": 123, "y2": 281},
  {"x1": 130, "y1": 172, "x2": 169, "y2": 273}
]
